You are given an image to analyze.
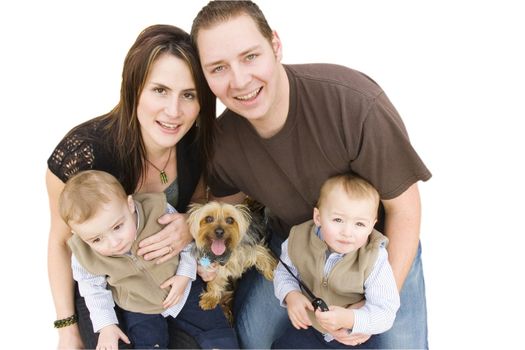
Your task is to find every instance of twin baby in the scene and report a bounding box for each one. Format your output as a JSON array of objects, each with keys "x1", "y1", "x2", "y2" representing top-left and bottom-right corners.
[{"x1": 60, "y1": 170, "x2": 399, "y2": 349}]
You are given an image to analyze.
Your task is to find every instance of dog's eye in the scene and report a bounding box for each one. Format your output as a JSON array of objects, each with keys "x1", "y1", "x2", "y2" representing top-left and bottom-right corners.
[
  {"x1": 225, "y1": 217, "x2": 234, "y2": 225},
  {"x1": 205, "y1": 216, "x2": 214, "y2": 223}
]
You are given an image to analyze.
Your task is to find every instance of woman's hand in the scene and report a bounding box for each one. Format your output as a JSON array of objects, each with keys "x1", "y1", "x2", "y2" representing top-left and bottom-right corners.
[
  {"x1": 137, "y1": 212, "x2": 191, "y2": 263},
  {"x1": 57, "y1": 324, "x2": 84, "y2": 350}
]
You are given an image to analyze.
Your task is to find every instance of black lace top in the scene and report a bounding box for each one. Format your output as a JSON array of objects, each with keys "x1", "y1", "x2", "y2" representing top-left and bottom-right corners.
[{"x1": 47, "y1": 117, "x2": 202, "y2": 212}]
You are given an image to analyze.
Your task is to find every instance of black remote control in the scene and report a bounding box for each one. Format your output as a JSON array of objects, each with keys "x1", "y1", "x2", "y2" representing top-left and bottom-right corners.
[{"x1": 312, "y1": 298, "x2": 329, "y2": 312}]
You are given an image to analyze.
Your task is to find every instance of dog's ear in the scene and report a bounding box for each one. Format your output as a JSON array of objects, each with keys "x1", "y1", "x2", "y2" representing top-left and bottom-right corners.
[
  {"x1": 187, "y1": 203, "x2": 204, "y2": 237},
  {"x1": 233, "y1": 204, "x2": 252, "y2": 234},
  {"x1": 187, "y1": 202, "x2": 203, "y2": 215}
]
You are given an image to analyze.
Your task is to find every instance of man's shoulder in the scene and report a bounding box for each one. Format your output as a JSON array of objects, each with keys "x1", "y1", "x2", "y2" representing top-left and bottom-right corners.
[{"x1": 285, "y1": 63, "x2": 383, "y2": 98}]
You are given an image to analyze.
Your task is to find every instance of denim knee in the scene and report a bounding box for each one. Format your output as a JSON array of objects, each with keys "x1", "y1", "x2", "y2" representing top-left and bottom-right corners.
[
  {"x1": 234, "y1": 269, "x2": 289, "y2": 349},
  {"x1": 366, "y1": 243, "x2": 428, "y2": 349}
]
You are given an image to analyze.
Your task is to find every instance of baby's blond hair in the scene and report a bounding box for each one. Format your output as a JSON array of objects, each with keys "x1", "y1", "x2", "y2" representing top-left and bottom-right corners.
[
  {"x1": 317, "y1": 174, "x2": 380, "y2": 214},
  {"x1": 59, "y1": 170, "x2": 127, "y2": 225}
]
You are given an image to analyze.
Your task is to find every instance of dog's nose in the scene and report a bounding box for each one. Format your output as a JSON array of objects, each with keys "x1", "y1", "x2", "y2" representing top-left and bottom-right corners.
[{"x1": 215, "y1": 228, "x2": 224, "y2": 239}]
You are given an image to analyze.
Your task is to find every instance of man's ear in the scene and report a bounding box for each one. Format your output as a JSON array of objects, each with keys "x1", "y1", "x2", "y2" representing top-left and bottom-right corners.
[
  {"x1": 313, "y1": 207, "x2": 321, "y2": 227},
  {"x1": 127, "y1": 195, "x2": 135, "y2": 213},
  {"x1": 271, "y1": 31, "x2": 283, "y2": 61}
]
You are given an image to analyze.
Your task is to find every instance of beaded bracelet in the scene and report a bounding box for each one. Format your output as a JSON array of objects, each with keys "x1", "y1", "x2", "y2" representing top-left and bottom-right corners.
[{"x1": 53, "y1": 314, "x2": 78, "y2": 328}]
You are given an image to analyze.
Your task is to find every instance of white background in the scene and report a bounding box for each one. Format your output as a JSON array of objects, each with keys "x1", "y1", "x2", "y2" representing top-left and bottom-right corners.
[{"x1": 1, "y1": 0, "x2": 523, "y2": 348}]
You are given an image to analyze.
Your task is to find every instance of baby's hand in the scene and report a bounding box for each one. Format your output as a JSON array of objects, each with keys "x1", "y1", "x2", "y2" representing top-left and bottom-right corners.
[
  {"x1": 284, "y1": 291, "x2": 313, "y2": 329},
  {"x1": 315, "y1": 305, "x2": 349, "y2": 333},
  {"x1": 331, "y1": 328, "x2": 371, "y2": 347},
  {"x1": 197, "y1": 260, "x2": 219, "y2": 282},
  {"x1": 96, "y1": 324, "x2": 130, "y2": 350},
  {"x1": 161, "y1": 275, "x2": 191, "y2": 309}
]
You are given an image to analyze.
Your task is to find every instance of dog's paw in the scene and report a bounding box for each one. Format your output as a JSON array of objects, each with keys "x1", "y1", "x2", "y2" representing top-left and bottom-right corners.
[
  {"x1": 263, "y1": 268, "x2": 274, "y2": 281},
  {"x1": 199, "y1": 294, "x2": 220, "y2": 310}
]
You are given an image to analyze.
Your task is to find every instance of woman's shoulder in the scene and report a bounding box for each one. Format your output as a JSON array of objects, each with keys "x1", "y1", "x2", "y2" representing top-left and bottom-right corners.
[{"x1": 47, "y1": 116, "x2": 110, "y2": 182}]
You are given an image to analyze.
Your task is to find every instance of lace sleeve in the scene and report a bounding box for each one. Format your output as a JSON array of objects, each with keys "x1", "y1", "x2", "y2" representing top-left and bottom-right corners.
[{"x1": 47, "y1": 131, "x2": 95, "y2": 183}]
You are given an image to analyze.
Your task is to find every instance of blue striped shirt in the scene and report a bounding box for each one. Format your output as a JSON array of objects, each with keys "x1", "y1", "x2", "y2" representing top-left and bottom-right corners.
[
  {"x1": 273, "y1": 228, "x2": 400, "y2": 339},
  {"x1": 71, "y1": 202, "x2": 196, "y2": 332}
]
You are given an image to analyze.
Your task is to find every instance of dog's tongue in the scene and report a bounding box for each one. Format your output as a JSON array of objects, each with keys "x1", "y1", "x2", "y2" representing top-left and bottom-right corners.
[{"x1": 211, "y1": 239, "x2": 226, "y2": 256}]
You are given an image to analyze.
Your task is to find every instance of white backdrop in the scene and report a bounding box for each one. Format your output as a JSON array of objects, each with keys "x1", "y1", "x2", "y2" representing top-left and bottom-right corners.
[{"x1": 1, "y1": 0, "x2": 523, "y2": 348}]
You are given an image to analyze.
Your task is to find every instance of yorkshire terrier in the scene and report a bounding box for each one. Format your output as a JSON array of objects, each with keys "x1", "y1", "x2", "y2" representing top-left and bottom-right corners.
[{"x1": 187, "y1": 201, "x2": 277, "y2": 322}]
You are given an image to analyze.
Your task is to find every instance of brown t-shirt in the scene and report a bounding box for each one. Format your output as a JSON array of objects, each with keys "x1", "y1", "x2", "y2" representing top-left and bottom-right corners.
[{"x1": 209, "y1": 64, "x2": 431, "y2": 236}]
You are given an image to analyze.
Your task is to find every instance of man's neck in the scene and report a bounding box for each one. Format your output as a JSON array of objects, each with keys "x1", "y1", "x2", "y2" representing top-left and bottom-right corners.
[{"x1": 250, "y1": 64, "x2": 289, "y2": 138}]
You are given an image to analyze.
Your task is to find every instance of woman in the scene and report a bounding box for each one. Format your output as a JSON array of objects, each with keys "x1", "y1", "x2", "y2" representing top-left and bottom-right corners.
[{"x1": 46, "y1": 24, "x2": 215, "y2": 349}]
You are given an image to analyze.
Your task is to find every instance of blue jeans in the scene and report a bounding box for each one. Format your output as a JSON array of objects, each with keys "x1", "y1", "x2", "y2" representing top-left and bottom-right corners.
[
  {"x1": 233, "y1": 231, "x2": 290, "y2": 349},
  {"x1": 366, "y1": 243, "x2": 428, "y2": 349},
  {"x1": 171, "y1": 276, "x2": 239, "y2": 349},
  {"x1": 235, "y1": 230, "x2": 428, "y2": 349},
  {"x1": 121, "y1": 312, "x2": 168, "y2": 349}
]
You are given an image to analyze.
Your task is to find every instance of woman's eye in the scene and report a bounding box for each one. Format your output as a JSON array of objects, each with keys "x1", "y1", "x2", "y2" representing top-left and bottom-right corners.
[
  {"x1": 205, "y1": 216, "x2": 214, "y2": 223},
  {"x1": 225, "y1": 217, "x2": 234, "y2": 225},
  {"x1": 183, "y1": 92, "x2": 196, "y2": 100},
  {"x1": 333, "y1": 218, "x2": 342, "y2": 223},
  {"x1": 114, "y1": 224, "x2": 122, "y2": 231},
  {"x1": 153, "y1": 87, "x2": 166, "y2": 94},
  {"x1": 92, "y1": 238, "x2": 101, "y2": 244},
  {"x1": 246, "y1": 53, "x2": 257, "y2": 61},
  {"x1": 356, "y1": 222, "x2": 365, "y2": 227}
]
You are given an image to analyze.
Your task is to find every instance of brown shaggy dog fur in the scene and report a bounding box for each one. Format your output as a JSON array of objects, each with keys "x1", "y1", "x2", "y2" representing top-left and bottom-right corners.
[{"x1": 187, "y1": 201, "x2": 276, "y2": 322}]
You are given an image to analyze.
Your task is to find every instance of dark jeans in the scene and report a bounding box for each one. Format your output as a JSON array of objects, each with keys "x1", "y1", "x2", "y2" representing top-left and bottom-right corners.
[
  {"x1": 170, "y1": 277, "x2": 239, "y2": 349},
  {"x1": 272, "y1": 325, "x2": 356, "y2": 349},
  {"x1": 121, "y1": 312, "x2": 168, "y2": 349},
  {"x1": 75, "y1": 277, "x2": 237, "y2": 349}
]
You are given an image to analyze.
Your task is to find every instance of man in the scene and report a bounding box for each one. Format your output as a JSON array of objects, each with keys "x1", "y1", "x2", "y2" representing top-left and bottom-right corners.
[{"x1": 192, "y1": 1, "x2": 431, "y2": 348}]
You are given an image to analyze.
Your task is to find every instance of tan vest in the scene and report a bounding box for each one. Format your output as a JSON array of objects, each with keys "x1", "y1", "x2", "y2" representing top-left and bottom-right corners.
[
  {"x1": 68, "y1": 192, "x2": 179, "y2": 314},
  {"x1": 288, "y1": 220, "x2": 387, "y2": 333}
]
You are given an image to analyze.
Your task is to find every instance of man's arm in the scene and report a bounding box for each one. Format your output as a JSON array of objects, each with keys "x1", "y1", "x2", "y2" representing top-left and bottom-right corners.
[{"x1": 381, "y1": 183, "x2": 422, "y2": 291}]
